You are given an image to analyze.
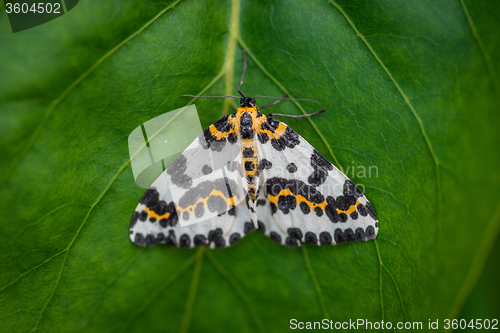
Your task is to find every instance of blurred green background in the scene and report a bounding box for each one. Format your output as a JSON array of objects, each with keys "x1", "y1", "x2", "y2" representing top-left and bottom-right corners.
[
  {"x1": 1, "y1": 0, "x2": 499, "y2": 332},
  {"x1": 459, "y1": 233, "x2": 500, "y2": 329}
]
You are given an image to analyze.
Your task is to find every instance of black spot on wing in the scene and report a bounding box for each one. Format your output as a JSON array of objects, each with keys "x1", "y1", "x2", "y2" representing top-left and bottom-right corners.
[
  {"x1": 145, "y1": 234, "x2": 157, "y2": 247},
  {"x1": 357, "y1": 203, "x2": 367, "y2": 216},
  {"x1": 286, "y1": 163, "x2": 298, "y2": 173},
  {"x1": 166, "y1": 230, "x2": 177, "y2": 246},
  {"x1": 287, "y1": 228, "x2": 303, "y2": 240},
  {"x1": 202, "y1": 165, "x2": 213, "y2": 175},
  {"x1": 167, "y1": 155, "x2": 192, "y2": 189},
  {"x1": 286, "y1": 237, "x2": 299, "y2": 247},
  {"x1": 130, "y1": 212, "x2": 139, "y2": 229},
  {"x1": 366, "y1": 225, "x2": 376, "y2": 239},
  {"x1": 366, "y1": 202, "x2": 378, "y2": 220},
  {"x1": 139, "y1": 211, "x2": 148, "y2": 221},
  {"x1": 339, "y1": 213, "x2": 348, "y2": 222},
  {"x1": 208, "y1": 228, "x2": 223, "y2": 242},
  {"x1": 271, "y1": 138, "x2": 285, "y2": 151},
  {"x1": 343, "y1": 179, "x2": 363, "y2": 199},
  {"x1": 308, "y1": 150, "x2": 333, "y2": 187},
  {"x1": 304, "y1": 232, "x2": 318, "y2": 245},
  {"x1": 214, "y1": 115, "x2": 231, "y2": 132},
  {"x1": 156, "y1": 233, "x2": 165, "y2": 243},
  {"x1": 207, "y1": 195, "x2": 229, "y2": 215},
  {"x1": 259, "y1": 159, "x2": 272, "y2": 171},
  {"x1": 194, "y1": 235, "x2": 208, "y2": 246},
  {"x1": 299, "y1": 202, "x2": 311, "y2": 215},
  {"x1": 180, "y1": 234, "x2": 191, "y2": 248},
  {"x1": 229, "y1": 233, "x2": 241, "y2": 245},
  {"x1": 140, "y1": 188, "x2": 160, "y2": 206},
  {"x1": 215, "y1": 237, "x2": 226, "y2": 248},
  {"x1": 319, "y1": 231, "x2": 332, "y2": 245},
  {"x1": 134, "y1": 233, "x2": 146, "y2": 247},
  {"x1": 194, "y1": 202, "x2": 204, "y2": 218},
  {"x1": 314, "y1": 207, "x2": 323, "y2": 217},
  {"x1": 270, "y1": 232, "x2": 282, "y2": 244},
  {"x1": 258, "y1": 132, "x2": 269, "y2": 144},
  {"x1": 261, "y1": 116, "x2": 280, "y2": 132},
  {"x1": 244, "y1": 222, "x2": 255, "y2": 235},
  {"x1": 282, "y1": 126, "x2": 300, "y2": 149},
  {"x1": 278, "y1": 195, "x2": 297, "y2": 214},
  {"x1": 228, "y1": 132, "x2": 237, "y2": 144},
  {"x1": 354, "y1": 228, "x2": 365, "y2": 241},
  {"x1": 270, "y1": 202, "x2": 277, "y2": 214},
  {"x1": 344, "y1": 228, "x2": 355, "y2": 242}
]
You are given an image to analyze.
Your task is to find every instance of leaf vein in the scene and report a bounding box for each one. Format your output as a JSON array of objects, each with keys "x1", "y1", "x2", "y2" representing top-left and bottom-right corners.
[
  {"x1": 29, "y1": 159, "x2": 132, "y2": 332},
  {"x1": 302, "y1": 247, "x2": 330, "y2": 320},
  {"x1": 0, "y1": 0, "x2": 184, "y2": 188},
  {"x1": 118, "y1": 254, "x2": 197, "y2": 333},
  {"x1": 459, "y1": 0, "x2": 500, "y2": 107},
  {"x1": 0, "y1": 249, "x2": 67, "y2": 294},
  {"x1": 375, "y1": 240, "x2": 408, "y2": 322},
  {"x1": 205, "y1": 250, "x2": 266, "y2": 333},
  {"x1": 222, "y1": 0, "x2": 241, "y2": 116},
  {"x1": 327, "y1": 0, "x2": 443, "y2": 300},
  {"x1": 180, "y1": 247, "x2": 205, "y2": 333},
  {"x1": 4, "y1": 202, "x2": 91, "y2": 248},
  {"x1": 447, "y1": 200, "x2": 500, "y2": 322}
]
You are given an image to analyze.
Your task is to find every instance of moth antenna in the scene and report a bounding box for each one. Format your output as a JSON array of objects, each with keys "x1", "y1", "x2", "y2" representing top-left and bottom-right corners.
[
  {"x1": 268, "y1": 109, "x2": 326, "y2": 118},
  {"x1": 254, "y1": 96, "x2": 321, "y2": 104},
  {"x1": 257, "y1": 93, "x2": 289, "y2": 110},
  {"x1": 238, "y1": 50, "x2": 247, "y2": 98},
  {"x1": 181, "y1": 95, "x2": 240, "y2": 99}
]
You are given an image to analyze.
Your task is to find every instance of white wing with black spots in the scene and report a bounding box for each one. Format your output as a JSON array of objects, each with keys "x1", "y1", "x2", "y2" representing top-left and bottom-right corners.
[
  {"x1": 129, "y1": 122, "x2": 251, "y2": 249},
  {"x1": 254, "y1": 117, "x2": 379, "y2": 247}
]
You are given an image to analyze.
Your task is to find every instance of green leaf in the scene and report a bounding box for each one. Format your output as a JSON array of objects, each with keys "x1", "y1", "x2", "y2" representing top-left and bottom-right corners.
[
  {"x1": 459, "y1": 233, "x2": 500, "y2": 323},
  {"x1": 1, "y1": 0, "x2": 500, "y2": 332}
]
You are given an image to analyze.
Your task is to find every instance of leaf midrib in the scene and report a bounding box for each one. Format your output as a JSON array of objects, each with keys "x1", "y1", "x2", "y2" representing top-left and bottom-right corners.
[{"x1": 459, "y1": 0, "x2": 500, "y2": 107}]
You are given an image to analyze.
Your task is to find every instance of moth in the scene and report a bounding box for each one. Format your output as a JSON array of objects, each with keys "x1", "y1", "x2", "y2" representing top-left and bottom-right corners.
[{"x1": 129, "y1": 52, "x2": 378, "y2": 248}]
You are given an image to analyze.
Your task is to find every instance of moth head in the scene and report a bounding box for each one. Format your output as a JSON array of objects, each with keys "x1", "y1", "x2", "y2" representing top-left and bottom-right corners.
[{"x1": 240, "y1": 97, "x2": 256, "y2": 107}]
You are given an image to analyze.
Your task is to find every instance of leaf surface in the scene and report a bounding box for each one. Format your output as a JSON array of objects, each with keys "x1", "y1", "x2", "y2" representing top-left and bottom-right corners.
[{"x1": 1, "y1": 0, "x2": 500, "y2": 332}]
